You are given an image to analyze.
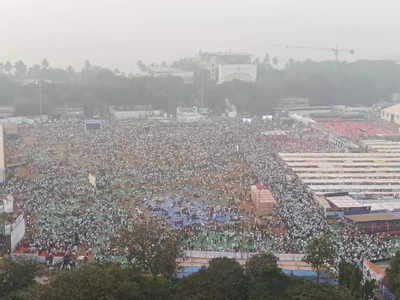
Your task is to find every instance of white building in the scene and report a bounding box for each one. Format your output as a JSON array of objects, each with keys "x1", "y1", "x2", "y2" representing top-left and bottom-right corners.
[
  {"x1": 146, "y1": 66, "x2": 194, "y2": 84},
  {"x1": 218, "y1": 64, "x2": 257, "y2": 84},
  {"x1": 197, "y1": 52, "x2": 257, "y2": 83},
  {"x1": 54, "y1": 106, "x2": 85, "y2": 119},
  {"x1": 176, "y1": 107, "x2": 206, "y2": 123},
  {"x1": 0, "y1": 106, "x2": 15, "y2": 118},
  {"x1": 381, "y1": 104, "x2": 400, "y2": 125},
  {"x1": 110, "y1": 106, "x2": 163, "y2": 120}
]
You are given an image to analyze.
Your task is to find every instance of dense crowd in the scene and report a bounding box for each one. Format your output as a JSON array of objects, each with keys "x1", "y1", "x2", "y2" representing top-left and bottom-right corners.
[{"x1": 3, "y1": 117, "x2": 395, "y2": 269}]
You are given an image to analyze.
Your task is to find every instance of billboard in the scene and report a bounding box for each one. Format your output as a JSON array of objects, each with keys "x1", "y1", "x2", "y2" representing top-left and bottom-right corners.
[{"x1": 11, "y1": 214, "x2": 25, "y2": 250}]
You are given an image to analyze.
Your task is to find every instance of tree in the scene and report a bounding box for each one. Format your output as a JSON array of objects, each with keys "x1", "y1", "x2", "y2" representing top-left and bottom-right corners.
[
  {"x1": 284, "y1": 277, "x2": 357, "y2": 300},
  {"x1": 175, "y1": 257, "x2": 248, "y2": 300},
  {"x1": 362, "y1": 279, "x2": 376, "y2": 300},
  {"x1": 28, "y1": 64, "x2": 41, "y2": 78},
  {"x1": 84, "y1": 59, "x2": 91, "y2": 71},
  {"x1": 304, "y1": 234, "x2": 336, "y2": 283},
  {"x1": 41, "y1": 58, "x2": 50, "y2": 70},
  {"x1": 4, "y1": 61, "x2": 12, "y2": 74},
  {"x1": 120, "y1": 220, "x2": 183, "y2": 278},
  {"x1": 137, "y1": 60, "x2": 148, "y2": 73},
  {"x1": 14, "y1": 60, "x2": 27, "y2": 79},
  {"x1": 338, "y1": 260, "x2": 363, "y2": 298},
  {"x1": 245, "y1": 253, "x2": 288, "y2": 300},
  {"x1": 29, "y1": 263, "x2": 173, "y2": 300},
  {"x1": 0, "y1": 257, "x2": 39, "y2": 299},
  {"x1": 386, "y1": 251, "x2": 400, "y2": 297},
  {"x1": 272, "y1": 57, "x2": 279, "y2": 68}
]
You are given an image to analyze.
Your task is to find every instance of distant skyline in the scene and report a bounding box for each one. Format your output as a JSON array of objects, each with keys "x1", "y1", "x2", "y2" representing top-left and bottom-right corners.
[{"x1": 1, "y1": 0, "x2": 400, "y2": 72}]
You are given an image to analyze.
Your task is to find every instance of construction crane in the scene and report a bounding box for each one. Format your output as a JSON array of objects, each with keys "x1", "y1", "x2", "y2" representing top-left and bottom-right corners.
[{"x1": 285, "y1": 44, "x2": 355, "y2": 66}]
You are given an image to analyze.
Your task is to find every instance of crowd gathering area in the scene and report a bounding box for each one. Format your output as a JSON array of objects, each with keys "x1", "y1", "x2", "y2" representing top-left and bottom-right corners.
[{"x1": 5, "y1": 116, "x2": 400, "y2": 270}]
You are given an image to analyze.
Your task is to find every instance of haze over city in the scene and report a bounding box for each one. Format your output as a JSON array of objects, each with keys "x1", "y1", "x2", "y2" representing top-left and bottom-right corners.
[
  {"x1": 2, "y1": 0, "x2": 400, "y2": 72},
  {"x1": 4, "y1": 1, "x2": 400, "y2": 299}
]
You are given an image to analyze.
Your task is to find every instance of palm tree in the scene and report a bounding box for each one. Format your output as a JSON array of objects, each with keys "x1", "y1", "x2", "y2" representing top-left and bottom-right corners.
[
  {"x1": 272, "y1": 57, "x2": 279, "y2": 68},
  {"x1": 28, "y1": 64, "x2": 41, "y2": 79},
  {"x1": 41, "y1": 58, "x2": 50, "y2": 70},
  {"x1": 66, "y1": 65, "x2": 75, "y2": 81},
  {"x1": 4, "y1": 61, "x2": 12, "y2": 74},
  {"x1": 84, "y1": 59, "x2": 91, "y2": 71},
  {"x1": 14, "y1": 60, "x2": 27, "y2": 78}
]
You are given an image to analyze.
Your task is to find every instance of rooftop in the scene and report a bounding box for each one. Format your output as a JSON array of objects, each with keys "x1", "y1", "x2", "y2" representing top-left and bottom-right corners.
[
  {"x1": 345, "y1": 213, "x2": 400, "y2": 223},
  {"x1": 382, "y1": 103, "x2": 400, "y2": 114},
  {"x1": 326, "y1": 195, "x2": 365, "y2": 208}
]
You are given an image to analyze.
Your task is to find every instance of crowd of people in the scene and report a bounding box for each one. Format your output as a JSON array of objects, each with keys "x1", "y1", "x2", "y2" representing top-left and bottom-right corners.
[{"x1": 3, "y1": 116, "x2": 396, "y2": 269}]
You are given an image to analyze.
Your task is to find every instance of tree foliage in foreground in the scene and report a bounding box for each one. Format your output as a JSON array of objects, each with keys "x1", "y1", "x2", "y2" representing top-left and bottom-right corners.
[
  {"x1": 304, "y1": 234, "x2": 336, "y2": 283},
  {"x1": 338, "y1": 260, "x2": 376, "y2": 299},
  {"x1": 245, "y1": 253, "x2": 288, "y2": 300},
  {"x1": 2, "y1": 254, "x2": 362, "y2": 300},
  {"x1": 120, "y1": 220, "x2": 183, "y2": 278},
  {"x1": 175, "y1": 257, "x2": 248, "y2": 300},
  {"x1": 0, "y1": 257, "x2": 40, "y2": 300},
  {"x1": 28, "y1": 263, "x2": 172, "y2": 300},
  {"x1": 175, "y1": 255, "x2": 356, "y2": 300},
  {"x1": 386, "y1": 251, "x2": 400, "y2": 298}
]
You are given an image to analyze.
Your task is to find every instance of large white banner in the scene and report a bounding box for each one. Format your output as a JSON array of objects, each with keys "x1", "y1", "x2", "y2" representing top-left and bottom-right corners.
[{"x1": 11, "y1": 214, "x2": 25, "y2": 250}]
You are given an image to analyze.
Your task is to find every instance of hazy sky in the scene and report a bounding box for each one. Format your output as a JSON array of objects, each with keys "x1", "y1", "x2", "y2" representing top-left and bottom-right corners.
[{"x1": 1, "y1": 0, "x2": 400, "y2": 72}]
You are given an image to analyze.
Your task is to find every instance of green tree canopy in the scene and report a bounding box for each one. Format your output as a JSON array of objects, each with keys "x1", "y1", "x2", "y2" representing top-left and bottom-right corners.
[
  {"x1": 386, "y1": 251, "x2": 400, "y2": 297},
  {"x1": 29, "y1": 263, "x2": 172, "y2": 300},
  {"x1": 0, "y1": 257, "x2": 40, "y2": 299},
  {"x1": 120, "y1": 220, "x2": 183, "y2": 278},
  {"x1": 245, "y1": 253, "x2": 289, "y2": 300},
  {"x1": 304, "y1": 234, "x2": 337, "y2": 283},
  {"x1": 175, "y1": 257, "x2": 248, "y2": 300}
]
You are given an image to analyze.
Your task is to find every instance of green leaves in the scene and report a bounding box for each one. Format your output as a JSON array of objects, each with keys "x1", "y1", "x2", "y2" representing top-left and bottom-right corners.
[
  {"x1": 119, "y1": 220, "x2": 183, "y2": 278},
  {"x1": 176, "y1": 257, "x2": 248, "y2": 300},
  {"x1": 304, "y1": 234, "x2": 337, "y2": 283},
  {"x1": 386, "y1": 251, "x2": 400, "y2": 297},
  {"x1": 0, "y1": 257, "x2": 40, "y2": 299},
  {"x1": 29, "y1": 263, "x2": 172, "y2": 300}
]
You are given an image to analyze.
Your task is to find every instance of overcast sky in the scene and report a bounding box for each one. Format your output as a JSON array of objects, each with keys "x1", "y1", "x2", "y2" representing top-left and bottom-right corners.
[{"x1": 1, "y1": 0, "x2": 400, "y2": 72}]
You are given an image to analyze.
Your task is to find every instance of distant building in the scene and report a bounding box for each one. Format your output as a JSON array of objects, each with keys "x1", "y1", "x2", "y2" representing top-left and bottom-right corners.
[
  {"x1": 176, "y1": 106, "x2": 206, "y2": 123},
  {"x1": 110, "y1": 105, "x2": 163, "y2": 120},
  {"x1": 381, "y1": 104, "x2": 400, "y2": 125},
  {"x1": 218, "y1": 64, "x2": 257, "y2": 84},
  {"x1": 0, "y1": 106, "x2": 15, "y2": 118},
  {"x1": 345, "y1": 213, "x2": 400, "y2": 233},
  {"x1": 276, "y1": 97, "x2": 310, "y2": 110},
  {"x1": 325, "y1": 194, "x2": 371, "y2": 216},
  {"x1": 197, "y1": 52, "x2": 257, "y2": 83},
  {"x1": 54, "y1": 106, "x2": 85, "y2": 119},
  {"x1": 146, "y1": 65, "x2": 194, "y2": 84}
]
